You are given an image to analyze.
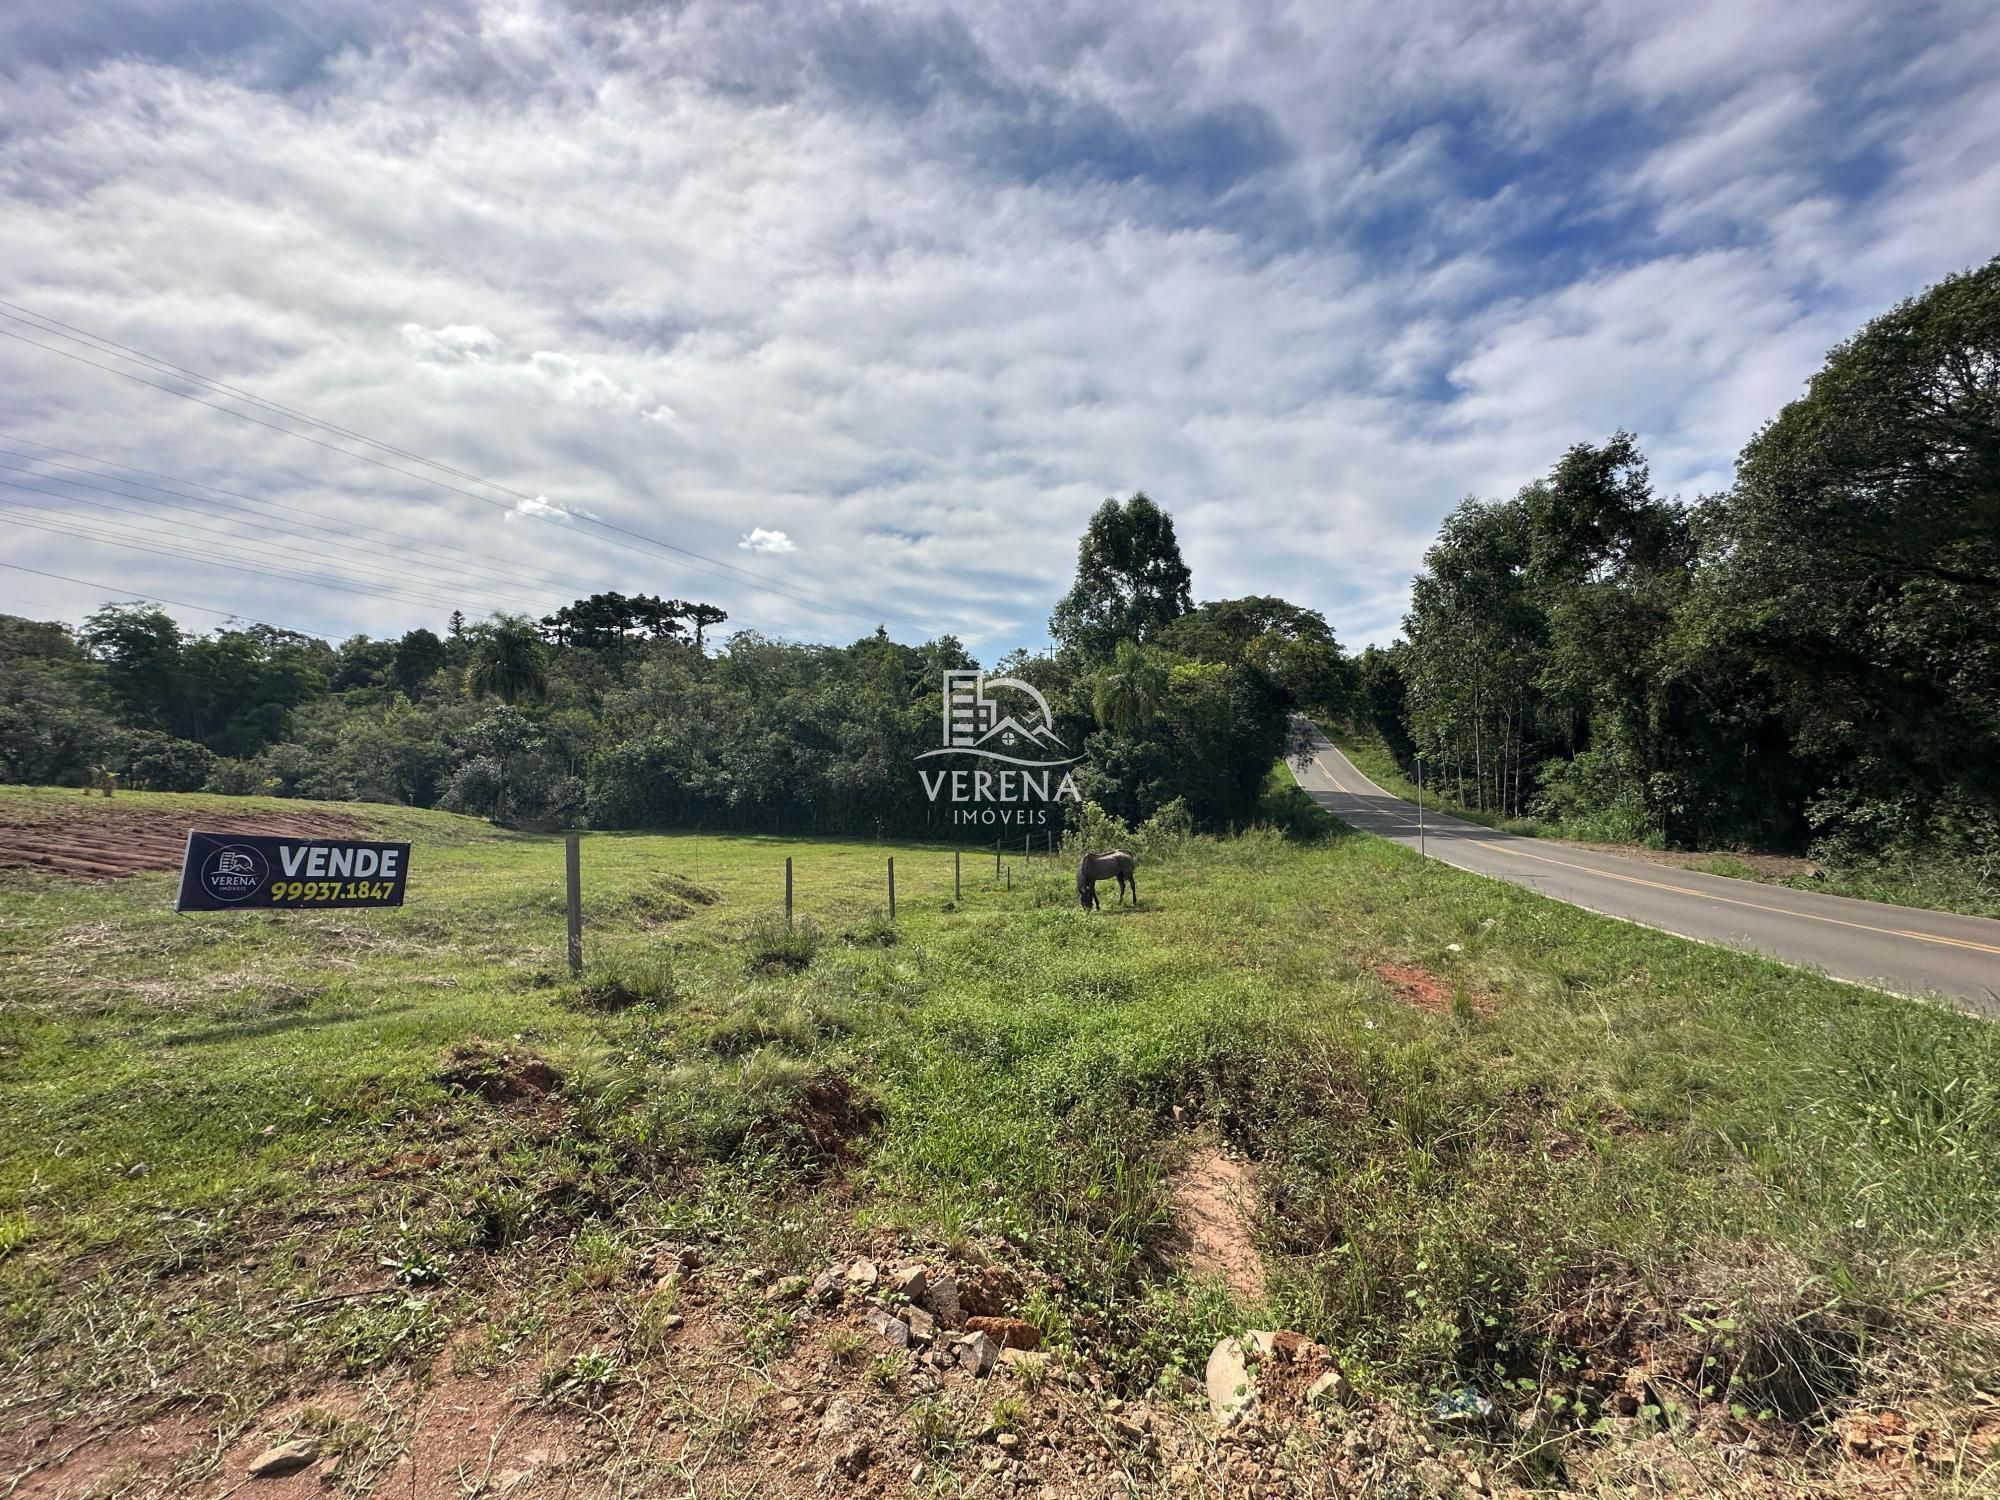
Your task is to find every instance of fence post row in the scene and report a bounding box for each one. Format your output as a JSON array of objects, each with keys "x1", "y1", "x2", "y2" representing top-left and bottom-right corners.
[{"x1": 565, "y1": 833, "x2": 584, "y2": 977}]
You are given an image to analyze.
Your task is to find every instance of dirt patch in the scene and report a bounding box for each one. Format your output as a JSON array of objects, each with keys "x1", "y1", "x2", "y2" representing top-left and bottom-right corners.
[
  {"x1": 1373, "y1": 961, "x2": 1493, "y2": 1017},
  {"x1": 0, "y1": 805, "x2": 374, "y2": 881},
  {"x1": 1166, "y1": 1144, "x2": 1265, "y2": 1302},
  {"x1": 749, "y1": 1071, "x2": 883, "y2": 1165},
  {"x1": 435, "y1": 1043, "x2": 563, "y2": 1105}
]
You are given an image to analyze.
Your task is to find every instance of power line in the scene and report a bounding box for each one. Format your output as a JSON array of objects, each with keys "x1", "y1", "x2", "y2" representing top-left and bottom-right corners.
[
  {"x1": 0, "y1": 505, "x2": 520, "y2": 616},
  {"x1": 0, "y1": 460, "x2": 564, "y2": 614},
  {"x1": 0, "y1": 310, "x2": 932, "y2": 629},
  {"x1": 0, "y1": 558, "x2": 341, "y2": 639},
  {"x1": 0, "y1": 483, "x2": 536, "y2": 615},
  {"x1": 0, "y1": 436, "x2": 616, "y2": 601}
]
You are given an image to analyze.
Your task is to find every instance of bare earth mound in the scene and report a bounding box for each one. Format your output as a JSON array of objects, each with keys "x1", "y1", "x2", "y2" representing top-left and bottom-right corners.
[
  {"x1": 1167, "y1": 1143, "x2": 1265, "y2": 1302},
  {"x1": 0, "y1": 805, "x2": 374, "y2": 880}
]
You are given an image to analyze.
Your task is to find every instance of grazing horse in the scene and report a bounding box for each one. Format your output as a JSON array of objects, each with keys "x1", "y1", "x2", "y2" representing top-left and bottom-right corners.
[{"x1": 1076, "y1": 850, "x2": 1137, "y2": 910}]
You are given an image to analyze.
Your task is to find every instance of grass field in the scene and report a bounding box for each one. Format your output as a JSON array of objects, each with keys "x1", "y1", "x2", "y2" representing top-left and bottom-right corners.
[
  {"x1": 3, "y1": 779, "x2": 1998, "y2": 1495},
  {"x1": 1332, "y1": 728, "x2": 2000, "y2": 922}
]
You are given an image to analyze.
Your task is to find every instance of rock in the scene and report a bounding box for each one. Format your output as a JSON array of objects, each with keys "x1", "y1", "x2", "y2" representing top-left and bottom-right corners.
[
  {"x1": 836, "y1": 1437, "x2": 872, "y2": 1477},
  {"x1": 1110, "y1": 1414, "x2": 1151, "y2": 1446},
  {"x1": 923, "y1": 1271, "x2": 965, "y2": 1329},
  {"x1": 904, "y1": 1305, "x2": 936, "y2": 1345},
  {"x1": 846, "y1": 1258, "x2": 879, "y2": 1289},
  {"x1": 247, "y1": 1439, "x2": 318, "y2": 1478},
  {"x1": 865, "y1": 1307, "x2": 911, "y2": 1348},
  {"x1": 820, "y1": 1398, "x2": 859, "y2": 1438},
  {"x1": 1306, "y1": 1370, "x2": 1351, "y2": 1407},
  {"x1": 890, "y1": 1264, "x2": 928, "y2": 1300},
  {"x1": 965, "y1": 1315, "x2": 1040, "y2": 1351},
  {"x1": 996, "y1": 1431, "x2": 1020, "y2": 1451},
  {"x1": 767, "y1": 1274, "x2": 811, "y2": 1302},
  {"x1": 1205, "y1": 1336, "x2": 1258, "y2": 1427},
  {"x1": 660, "y1": 1312, "x2": 684, "y2": 1332},
  {"x1": 957, "y1": 1331, "x2": 1001, "y2": 1376},
  {"x1": 674, "y1": 1245, "x2": 704, "y2": 1270},
  {"x1": 999, "y1": 1348, "x2": 1048, "y2": 1376},
  {"x1": 809, "y1": 1269, "x2": 845, "y2": 1306}
]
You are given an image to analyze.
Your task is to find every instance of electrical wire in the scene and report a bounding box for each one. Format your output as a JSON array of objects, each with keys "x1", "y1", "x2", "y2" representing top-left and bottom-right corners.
[
  {"x1": 0, "y1": 557, "x2": 341, "y2": 639},
  {"x1": 0, "y1": 309, "x2": 929, "y2": 629}
]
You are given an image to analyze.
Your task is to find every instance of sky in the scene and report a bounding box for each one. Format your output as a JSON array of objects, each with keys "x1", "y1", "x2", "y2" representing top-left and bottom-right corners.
[{"x1": 1, "y1": 0, "x2": 1996, "y2": 659}]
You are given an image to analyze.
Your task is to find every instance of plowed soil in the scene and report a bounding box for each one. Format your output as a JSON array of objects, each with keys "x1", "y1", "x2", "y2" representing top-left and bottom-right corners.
[{"x1": 0, "y1": 804, "x2": 374, "y2": 881}]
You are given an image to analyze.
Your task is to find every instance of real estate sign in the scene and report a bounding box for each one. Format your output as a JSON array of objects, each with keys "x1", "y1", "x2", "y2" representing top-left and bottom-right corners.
[{"x1": 174, "y1": 831, "x2": 412, "y2": 911}]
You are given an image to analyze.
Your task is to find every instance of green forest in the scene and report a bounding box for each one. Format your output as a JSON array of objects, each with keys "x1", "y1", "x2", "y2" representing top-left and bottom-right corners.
[{"x1": 1, "y1": 259, "x2": 1994, "y2": 869}]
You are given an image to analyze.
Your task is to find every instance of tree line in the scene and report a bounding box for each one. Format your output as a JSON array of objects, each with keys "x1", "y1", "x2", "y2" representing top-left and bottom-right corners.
[
  {"x1": 1357, "y1": 258, "x2": 1998, "y2": 861},
  {"x1": 0, "y1": 498, "x2": 1347, "y2": 838}
]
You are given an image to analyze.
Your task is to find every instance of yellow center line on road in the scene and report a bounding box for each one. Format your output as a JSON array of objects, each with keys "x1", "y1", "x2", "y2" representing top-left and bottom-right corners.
[{"x1": 1477, "y1": 838, "x2": 2000, "y2": 957}]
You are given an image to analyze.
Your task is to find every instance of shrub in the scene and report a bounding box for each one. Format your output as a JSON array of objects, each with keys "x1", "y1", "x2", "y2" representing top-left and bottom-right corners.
[
  {"x1": 114, "y1": 731, "x2": 215, "y2": 792},
  {"x1": 203, "y1": 758, "x2": 272, "y2": 796}
]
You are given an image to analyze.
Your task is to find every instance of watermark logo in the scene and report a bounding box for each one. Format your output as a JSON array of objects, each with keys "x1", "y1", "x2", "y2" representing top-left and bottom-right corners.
[
  {"x1": 201, "y1": 843, "x2": 268, "y2": 903},
  {"x1": 917, "y1": 670, "x2": 1081, "y2": 825}
]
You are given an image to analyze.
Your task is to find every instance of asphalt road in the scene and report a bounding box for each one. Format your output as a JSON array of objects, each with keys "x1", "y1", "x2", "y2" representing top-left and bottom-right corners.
[{"x1": 1289, "y1": 724, "x2": 2000, "y2": 1016}]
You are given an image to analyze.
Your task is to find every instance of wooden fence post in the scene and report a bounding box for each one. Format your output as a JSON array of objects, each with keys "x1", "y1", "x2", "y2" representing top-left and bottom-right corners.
[
  {"x1": 994, "y1": 840, "x2": 1001, "y2": 877},
  {"x1": 888, "y1": 857, "x2": 896, "y2": 920},
  {"x1": 785, "y1": 856, "x2": 794, "y2": 929},
  {"x1": 1005, "y1": 863, "x2": 1011, "y2": 891},
  {"x1": 954, "y1": 849, "x2": 961, "y2": 903},
  {"x1": 565, "y1": 833, "x2": 583, "y2": 977}
]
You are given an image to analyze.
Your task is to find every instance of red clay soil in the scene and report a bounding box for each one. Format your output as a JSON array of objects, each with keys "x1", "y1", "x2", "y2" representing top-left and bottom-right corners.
[
  {"x1": 0, "y1": 805, "x2": 372, "y2": 881},
  {"x1": 1373, "y1": 961, "x2": 1494, "y2": 1017},
  {"x1": 1166, "y1": 1144, "x2": 1266, "y2": 1302}
]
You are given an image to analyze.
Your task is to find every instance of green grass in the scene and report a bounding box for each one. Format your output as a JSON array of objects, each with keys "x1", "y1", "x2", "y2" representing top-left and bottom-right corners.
[{"x1": 3, "y1": 780, "x2": 1998, "y2": 1478}]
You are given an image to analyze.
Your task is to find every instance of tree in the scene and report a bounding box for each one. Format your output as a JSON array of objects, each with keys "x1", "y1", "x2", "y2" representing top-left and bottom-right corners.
[
  {"x1": 463, "y1": 705, "x2": 541, "y2": 823},
  {"x1": 468, "y1": 615, "x2": 550, "y2": 705},
  {"x1": 1712, "y1": 257, "x2": 2000, "y2": 851},
  {"x1": 1049, "y1": 493, "x2": 1193, "y2": 660},
  {"x1": 1091, "y1": 640, "x2": 1169, "y2": 737},
  {"x1": 392, "y1": 628, "x2": 447, "y2": 698},
  {"x1": 82, "y1": 604, "x2": 183, "y2": 731},
  {"x1": 685, "y1": 603, "x2": 729, "y2": 653}
]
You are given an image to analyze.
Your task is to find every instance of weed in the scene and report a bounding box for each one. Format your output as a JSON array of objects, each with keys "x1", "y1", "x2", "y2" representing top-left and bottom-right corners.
[
  {"x1": 746, "y1": 913, "x2": 821, "y2": 971},
  {"x1": 908, "y1": 1396, "x2": 960, "y2": 1458},
  {"x1": 823, "y1": 1328, "x2": 867, "y2": 1366}
]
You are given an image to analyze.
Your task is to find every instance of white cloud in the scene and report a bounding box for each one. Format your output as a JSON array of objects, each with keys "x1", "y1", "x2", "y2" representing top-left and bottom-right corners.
[
  {"x1": 0, "y1": 0, "x2": 1994, "y2": 653},
  {"x1": 401, "y1": 322, "x2": 501, "y2": 362}
]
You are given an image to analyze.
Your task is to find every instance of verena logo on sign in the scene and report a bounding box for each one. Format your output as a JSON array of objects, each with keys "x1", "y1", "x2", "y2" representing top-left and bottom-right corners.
[
  {"x1": 915, "y1": 670, "x2": 1082, "y2": 826},
  {"x1": 201, "y1": 843, "x2": 269, "y2": 902}
]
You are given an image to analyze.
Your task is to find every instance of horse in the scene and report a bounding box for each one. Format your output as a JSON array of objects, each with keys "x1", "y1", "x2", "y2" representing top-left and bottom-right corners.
[{"x1": 1076, "y1": 850, "x2": 1137, "y2": 910}]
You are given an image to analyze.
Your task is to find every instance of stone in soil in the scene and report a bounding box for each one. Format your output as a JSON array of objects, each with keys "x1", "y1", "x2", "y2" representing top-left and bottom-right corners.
[
  {"x1": 821, "y1": 1398, "x2": 859, "y2": 1438},
  {"x1": 247, "y1": 1439, "x2": 319, "y2": 1478},
  {"x1": 905, "y1": 1305, "x2": 936, "y2": 1344},
  {"x1": 890, "y1": 1264, "x2": 928, "y2": 1299},
  {"x1": 1206, "y1": 1336, "x2": 1260, "y2": 1427},
  {"x1": 846, "y1": 1258, "x2": 879, "y2": 1289},
  {"x1": 957, "y1": 1331, "x2": 1001, "y2": 1376},
  {"x1": 865, "y1": 1307, "x2": 911, "y2": 1348},
  {"x1": 965, "y1": 1315, "x2": 1040, "y2": 1350},
  {"x1": 922, "y1": 1271, "x2": 965, "y2": 1329}
]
